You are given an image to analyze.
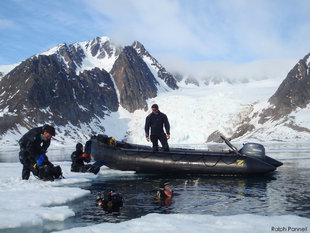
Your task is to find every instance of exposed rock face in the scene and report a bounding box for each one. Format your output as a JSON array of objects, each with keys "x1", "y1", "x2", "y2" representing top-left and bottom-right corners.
[
  {"x1": 0, "y1": 36, "x2": 179, "y2": 138},
  {"x1": 228, "y1": 53, "x2": 310, "y2": 140},
  {"x1": 132, "y1": 41, "x2": 178, "y2": 90},
  {"x1": 185, "y1": 77, "x2": 199, "y2": 86},
  {"x1": 206, "y1": 130, "x2": 224, "y2": 143},
  {"x1": 264, "y1": 53, "x2": 310, "y2": 122},
  {"x1": 0, "y1": 55, "x2": 118, "y2": 133},
  {"x1": 110, "y1": 46, "x2": 158, "y2": 112}
]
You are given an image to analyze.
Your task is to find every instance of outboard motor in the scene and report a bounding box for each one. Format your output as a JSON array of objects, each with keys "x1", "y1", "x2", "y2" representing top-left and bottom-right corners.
[{"x1": 240, "y1": 143, "x2": 265, "y2": 160}]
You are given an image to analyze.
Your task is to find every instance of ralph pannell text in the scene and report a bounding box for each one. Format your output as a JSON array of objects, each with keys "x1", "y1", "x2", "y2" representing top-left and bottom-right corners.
[{"x1": 271, "y1": 226, "x2": 308, "y2": 232}]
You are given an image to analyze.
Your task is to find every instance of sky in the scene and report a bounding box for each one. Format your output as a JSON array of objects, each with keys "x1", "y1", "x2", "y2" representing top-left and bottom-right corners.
[{"x1": 1, "y1": 0, "x2": 310, "y2": 75}]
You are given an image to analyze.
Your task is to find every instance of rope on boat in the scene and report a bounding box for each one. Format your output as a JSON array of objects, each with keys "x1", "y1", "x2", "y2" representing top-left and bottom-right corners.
[
  {"x1": 121, "y1": 147, "x2": 244, "y2": 168},
  {"x1": 123, "y1": 149, "x2": 154, "y2": 158}
]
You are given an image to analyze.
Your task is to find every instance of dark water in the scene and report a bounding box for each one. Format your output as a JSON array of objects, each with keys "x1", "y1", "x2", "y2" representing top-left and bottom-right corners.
[{"x1": 65, "y1": 150, "x2": 310, "y2": 228}]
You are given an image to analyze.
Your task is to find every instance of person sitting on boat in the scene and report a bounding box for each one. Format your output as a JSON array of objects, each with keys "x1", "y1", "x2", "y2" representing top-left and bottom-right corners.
[
  {"x1": 96, "y1": 190, "x2": 123, "y2": 212},
  {"x1": 71, "y1": 143, "x2": 100, "y2": 174},
  {"x1": 145, "y1": 104, "x2": 170, "y2": 152}
]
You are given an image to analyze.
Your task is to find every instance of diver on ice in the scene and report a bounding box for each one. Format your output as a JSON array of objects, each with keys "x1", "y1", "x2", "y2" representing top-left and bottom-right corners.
[{"x1": 18, "y1": 124, "x2": 63, "y2": 181}]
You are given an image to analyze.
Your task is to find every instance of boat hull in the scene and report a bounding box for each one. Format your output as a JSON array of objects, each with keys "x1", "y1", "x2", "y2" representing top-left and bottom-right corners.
[{"x1": 91, "y1": 139, "x2": 280, "y2": 175}]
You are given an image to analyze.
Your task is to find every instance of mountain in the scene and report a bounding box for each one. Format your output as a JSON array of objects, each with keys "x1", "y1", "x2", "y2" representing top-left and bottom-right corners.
[
  {"x1": 228, "y1": 53, "x2": 310, "y2": 141},
  {"x1": 0, "y1": 36, "x2": 178, "y2": 144},
  {"x1": 110, "y1": 46, "x2": 158, "y2": 112},
  {"x1": 0, "y1": 54, "x2": 118, "y2": 134},
  {"x1": 132, "y1": 41, "x2": 178, "y2": 90},
  {"x1": 265, "y1": 53, "x2": 310, "y2": 121},
  {"x1": 1, "y1": 35, "x2": 310, "y2": 146}
]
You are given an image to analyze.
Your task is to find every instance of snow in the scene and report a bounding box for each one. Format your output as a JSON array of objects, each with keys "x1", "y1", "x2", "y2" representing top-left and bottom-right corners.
[
  {"x1": 0, "y1": 162, "x2": 309, "y2": 232},
  {"x1": 72, "y1": 37, "x2": 119, "y2": 74},
  {"x1": 1, "y1": 35, "x2": 310, "y2": 232},
  {"x1": 0, "y1": 161, "x2": 135, "y2": 230},
  {"x1": 0, "y1": 106, "x2": 18, "y2": 117},
  {"x1": 123, "y1": 78, "x2": 287, "y2": 145},
  {"x1": 39, "y1": 37, "x2": 120, "y2": 74},
  {"x1": 292, "y1": 106, "x2": 310, "y2": 126},
  {"x1": 41, "y1": 44, "x2": 66, "y2": 57},
  {"x1": 0, "y1": 162, "x2": 87, "y2": 229},
  {"x1": 1, "y1": 36, "x2": 309, "y2": 146},
  {"x1": 74, "y1": 41, "x2": 118, "y2": 74},
  {"x1": 142, "y1": 54, "x2": 171, "y2": 93},
  {"x1": 58, "y1": 214, "x2": 309, "y2": 233},
  {"x1": 2, "y1": 74, "x2": 310, "y2": 147}
]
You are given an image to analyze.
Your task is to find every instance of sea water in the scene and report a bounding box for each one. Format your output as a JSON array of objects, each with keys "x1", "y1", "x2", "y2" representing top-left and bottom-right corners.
[
  {"x1": 1, "y1": 143, "x2": 309, "y2": 231},
  {"x1": 64, "y1": 143, "x2": 310, "y2": 226}
]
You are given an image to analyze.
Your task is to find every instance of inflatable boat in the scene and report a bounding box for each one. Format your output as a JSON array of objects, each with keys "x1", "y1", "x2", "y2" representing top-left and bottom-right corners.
[{"x1": 90, "y1": 135, "x2": 282, "y2": 175}]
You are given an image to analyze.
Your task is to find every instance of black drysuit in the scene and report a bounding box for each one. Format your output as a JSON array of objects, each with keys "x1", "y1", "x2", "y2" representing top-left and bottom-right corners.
[
  {"x1": 71, "y1": 143, "x2": 99, "y2": 174},
  {"x1": 18, "y1": 127, "x2": 53, "y2": 180},
  {"x1": 145, "y1": 110, "x2": 170, "y2": 151}
]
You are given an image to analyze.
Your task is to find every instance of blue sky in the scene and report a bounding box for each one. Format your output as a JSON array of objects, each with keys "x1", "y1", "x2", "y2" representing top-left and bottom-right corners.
[{"x1": 1, "y1": 0, "x2": 310, "y2": 74}]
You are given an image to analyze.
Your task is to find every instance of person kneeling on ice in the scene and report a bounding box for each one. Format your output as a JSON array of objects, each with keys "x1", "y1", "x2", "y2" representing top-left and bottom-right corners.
[
  {"x1": 71, "y1": 143, "x2": 100, "y2": 174},
  {"x1": 18, "y1": 124, "x2": 63, "y2": 181},
  {"x1": 96, "y1": 190, "x2": 123, "y2": 212}
]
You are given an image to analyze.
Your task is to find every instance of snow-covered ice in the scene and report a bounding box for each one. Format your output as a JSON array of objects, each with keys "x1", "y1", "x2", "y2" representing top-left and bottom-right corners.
[{"x1": 0, "y1": 160, "x2": 309, "y2": 232}]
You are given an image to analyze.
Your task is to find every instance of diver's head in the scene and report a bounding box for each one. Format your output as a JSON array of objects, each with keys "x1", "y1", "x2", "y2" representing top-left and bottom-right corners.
[{"x1": 159, "y1": 181, "x2": 173, "y2": 198}]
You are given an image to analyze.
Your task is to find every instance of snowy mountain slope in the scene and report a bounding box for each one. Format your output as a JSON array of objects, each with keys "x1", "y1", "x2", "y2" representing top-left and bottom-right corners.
[
  {"x1": 132, "y1": 41, "x2": 178, "y2": 91},
  {"x1": 1, "y1": 69, "x2": 282, "y2": 147},
  {"x1": 122, "y1": 78, "x2": 287, "y2": 145},
  {"x1": 231, "y1": 53, "x2": 310, "y2": 142},
  {"x1": 231, "y1": 101, "x2": 310, "y2": 143},
  {"x1": 40, "y1": 36, "x2": 122, "y2": 74},
  {"x1": 0, "y1": 36, "x2": 179, "y2": 146}
]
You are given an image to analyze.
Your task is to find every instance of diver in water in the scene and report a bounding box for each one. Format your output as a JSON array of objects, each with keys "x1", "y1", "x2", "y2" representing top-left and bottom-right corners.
[
  {"x1": 96, "y1": 190, "x2": 124, "y2": 212},
  {"x1": 154, "y1": 181, "x2": 176, "y2": 206},
  {"x1": 156, "y1": 181, "x2": 173, "y2": 199}
]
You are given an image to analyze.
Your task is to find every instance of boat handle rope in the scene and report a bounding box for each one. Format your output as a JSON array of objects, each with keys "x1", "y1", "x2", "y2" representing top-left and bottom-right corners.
[
  {"x1": 121, "y1": 148, "x2": 244, "y2": 167},
  {"x1": 168, "y1": 151, "x2": 244, "y2": 166},
  {"x1": 201, "y1": 154, "x2": 244, "y2": 167},
  {"x1": 123, "y1": 149, "x2": 153, "y2": 158}
]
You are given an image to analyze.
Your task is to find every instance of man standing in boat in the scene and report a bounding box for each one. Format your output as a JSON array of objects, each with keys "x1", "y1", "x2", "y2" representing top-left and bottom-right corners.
[{"x1": 145, "y1": 104, "x2": 170, "y2": 152}]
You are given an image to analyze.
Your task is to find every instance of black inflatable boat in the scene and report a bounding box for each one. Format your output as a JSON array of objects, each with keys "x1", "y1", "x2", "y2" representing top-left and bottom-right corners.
[{"x1": 90, "y1": 135, "x2": 282, "y2": 175}]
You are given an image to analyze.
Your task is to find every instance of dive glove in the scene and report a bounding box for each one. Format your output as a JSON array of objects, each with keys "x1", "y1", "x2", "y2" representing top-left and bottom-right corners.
[{"x1": 36, "y1": 154, "x2": 45, "y2": 167}]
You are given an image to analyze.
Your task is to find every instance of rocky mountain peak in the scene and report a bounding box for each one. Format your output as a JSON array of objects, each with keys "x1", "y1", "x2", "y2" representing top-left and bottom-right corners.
[
  {"x1": 0, "y1": 36, "x2": 179, "y2": 142},
  {"x1": 0, "y1": 54, "x2": 118, "y2": 135},
  {"x1": 110, "y1": 46, "x2": 158, "y2": 112},
  {"x1": 262, "y1": 53, "x2": 310, "y2": 121},
  {"x1": 132, "y1": 41, "x2": 178, "y2": 90},
  {"x1": 226, "y1": 52, "x2": 310, "y2": 141},
  {"x1": 132, "y1": 41, "x2": 148, "y2": 56},
  {"x1": 83, "y1": 36, "x2": 122, "y2": 59}
]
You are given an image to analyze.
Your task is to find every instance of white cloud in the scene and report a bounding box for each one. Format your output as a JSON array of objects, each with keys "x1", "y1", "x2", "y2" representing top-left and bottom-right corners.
[
  {"x1": 84, "y1": 0, "x2": 310, "y2": 63},
  {"x1": 1, "y1": 0, "x2": 310, "y2": 69}
]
